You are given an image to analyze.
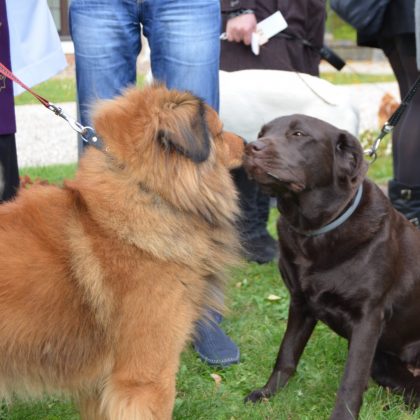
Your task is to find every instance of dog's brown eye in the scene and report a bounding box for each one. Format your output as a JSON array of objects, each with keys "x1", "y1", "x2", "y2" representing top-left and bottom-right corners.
[
  {"x1": 336, "y1": 141, "x2": 345, "y2": 151},
  {"x1": 293, "y1": 131, "x2": 304, "y2": 137}
]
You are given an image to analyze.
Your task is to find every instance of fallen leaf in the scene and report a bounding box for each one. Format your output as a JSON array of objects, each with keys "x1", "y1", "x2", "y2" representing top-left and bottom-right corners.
[
  {"x1": 210, "y1": 373, "x2": 222, "y2": 387},
  {"x1": 267, "y1": 294, "x2": 281, "y2": 301}
]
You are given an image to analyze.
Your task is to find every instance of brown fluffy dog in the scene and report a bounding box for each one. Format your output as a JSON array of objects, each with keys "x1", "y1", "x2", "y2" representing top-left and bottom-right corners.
[{"x1": 0, "y1": 84, "x2": 244, "y2": 419}]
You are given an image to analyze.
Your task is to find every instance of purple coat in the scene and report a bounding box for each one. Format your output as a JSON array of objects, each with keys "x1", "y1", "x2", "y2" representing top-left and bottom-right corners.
[
  {"x1": 0, "y1": 0, "x2": 16, "y2": 135},
  {"x1": 220, "y1": 0, "x2": 326, "y2": 76}
]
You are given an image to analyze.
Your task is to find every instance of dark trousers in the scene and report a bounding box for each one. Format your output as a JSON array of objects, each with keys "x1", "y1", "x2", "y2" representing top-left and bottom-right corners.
[
  {"x1": 0, "y1": 134, "x2": 19, "y2": 202},
  {"x1": 380, "y1": 34, "x2": 420, "y2": 224},
  {"x1": 380, "y1": 34, "x2": 420, "y2": 186},
  {"x1": 231, "y1": 166, "x2": 270, "y2": 241}
]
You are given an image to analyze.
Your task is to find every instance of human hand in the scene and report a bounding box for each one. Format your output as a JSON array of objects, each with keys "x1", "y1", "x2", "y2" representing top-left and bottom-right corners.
[{"x1": 225, "y1": 13, "x2": 257, "y2": 46}]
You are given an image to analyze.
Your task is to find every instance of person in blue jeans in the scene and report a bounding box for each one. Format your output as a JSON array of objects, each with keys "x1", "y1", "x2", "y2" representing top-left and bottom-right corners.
[{"x1": 69, "y1": 0, "x2": 239, "y2": 367}]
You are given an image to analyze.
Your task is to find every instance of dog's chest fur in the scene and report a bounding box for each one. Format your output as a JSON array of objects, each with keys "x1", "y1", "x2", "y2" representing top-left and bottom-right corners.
[
  {"x1": 280, "y1": 235, "x2": 371, "y2": 339},
  {"x1": 299, "y1": 267, "x2": 366, "y2": 338}
]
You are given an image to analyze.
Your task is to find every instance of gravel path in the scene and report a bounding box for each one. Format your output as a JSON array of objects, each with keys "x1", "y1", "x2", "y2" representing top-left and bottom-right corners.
[
  {"x1": 15, "y1": 81, "x2": 399, "y2": 168},
  {"x1": 15, "y1": 102, "x2": 78, "y2": 168}
]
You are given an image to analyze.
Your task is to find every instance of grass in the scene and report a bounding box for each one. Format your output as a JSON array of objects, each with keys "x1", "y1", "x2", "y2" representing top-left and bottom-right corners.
[
  {"x1": 321, "y1": 73, "x2": 395, "y2": 85},
  {"x1": 14, "y1": 79, "x2": 76, "y2": 106},
  {"x1": 326, "y1": 9, "x2": 357, "y2": 42},
  {"x1": 21, "y1": 163, "x2": 77, "y2": 185},
  {"x1": 7, "y1": 154, "x2": 419, "y2": 419},
  {"x1": 362, "y1": 132, "x2": 393, "y2": 184}
]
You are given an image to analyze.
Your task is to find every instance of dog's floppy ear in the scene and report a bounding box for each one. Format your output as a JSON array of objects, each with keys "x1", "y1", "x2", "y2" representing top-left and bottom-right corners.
[
  {"x1": 334, "y1": 131, "x2": 368, "y2": 186},
  {"x1": 157, "y1": 97, "x2": 210, "y2": 163}
]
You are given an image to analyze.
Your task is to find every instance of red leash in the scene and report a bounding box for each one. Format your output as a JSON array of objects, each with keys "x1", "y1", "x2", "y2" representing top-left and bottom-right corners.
[
  {"x1": 0, "y1": 62, "x2": 50, "y2": 108},
  {"x1": 0, "y1": 62, "x2": 101, "y2": 147}
]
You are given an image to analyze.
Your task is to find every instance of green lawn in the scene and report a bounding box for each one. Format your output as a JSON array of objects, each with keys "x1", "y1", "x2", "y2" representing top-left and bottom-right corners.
[
  {"x1": 321, "y1": 73, "x2": 395, "y2": 85},
  {"x1": 6, "y1": 153, "x2": 419, "y2": 419},
  {"x1": 14, "y1": 78, "x2": 76, "y2": 106}
]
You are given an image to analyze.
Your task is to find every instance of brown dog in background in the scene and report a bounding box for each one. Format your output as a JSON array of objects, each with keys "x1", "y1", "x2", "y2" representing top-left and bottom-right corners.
[
  {"x1": 0, "y1": 85, "x2": 243, "y2": 419},
  {"x1": 244, "y1": 114, "x2": 420, "y2": 419},
  {"x1": 378, "y1": 92, "x2": 399, "y2": 128}
]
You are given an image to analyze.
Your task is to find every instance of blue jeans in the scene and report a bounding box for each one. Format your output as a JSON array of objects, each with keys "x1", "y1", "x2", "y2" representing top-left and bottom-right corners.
[{"x1": 69, "y1": 0, "x2": 220, "y2": 153}]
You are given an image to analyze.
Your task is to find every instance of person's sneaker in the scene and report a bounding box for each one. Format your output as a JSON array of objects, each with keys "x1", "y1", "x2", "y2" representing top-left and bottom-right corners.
[
  {"x1": 388, "y1": 180, "x2": 420, "y2": 228},
  {"x1": 193, "y1": 318, "x2": 240, "y2": 367}
]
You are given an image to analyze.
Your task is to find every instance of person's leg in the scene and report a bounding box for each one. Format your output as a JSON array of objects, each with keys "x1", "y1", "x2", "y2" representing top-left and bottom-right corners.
[
  {"x1": 145, "y1": 0, "x2": 239, "y2": 366},
  {"x1": 146, "y1": 0, "x2": 220, "y2": 110},
  {"x1": 232, "y1": 167, "x2": 277, "y2": 264},
  {"x1": 255, "y1": 187, "x2": 278, "y2": 259},
  {"x1": 69, "y1": 0, "x2": 141, "y2": 155},
  {"x1": 233, "y1": 167, "x2": 259, "y2": 237},
  {"x1": 0, "y1": 134, "x2": 19, "y2": 203},
  {"x1": 382, "y1": 35, "x2": 420, "y2": 225},
  {"x1": 390, "y1": 35, "x2": 420, "y2": 185}
]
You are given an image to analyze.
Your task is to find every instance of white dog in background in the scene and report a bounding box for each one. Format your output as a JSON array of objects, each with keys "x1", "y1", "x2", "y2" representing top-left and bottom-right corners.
[
  {"x1": 219, "y1": 69, "x2": 359, "y2": 142},
  {"x1": 140, "y1": 43, "x2": 359, "y2": 141}
]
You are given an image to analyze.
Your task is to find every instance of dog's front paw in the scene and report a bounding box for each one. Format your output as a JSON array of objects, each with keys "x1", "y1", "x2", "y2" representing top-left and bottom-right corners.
[{"x1": 244, "y1": 388, "x2": 271, "y2": 403}]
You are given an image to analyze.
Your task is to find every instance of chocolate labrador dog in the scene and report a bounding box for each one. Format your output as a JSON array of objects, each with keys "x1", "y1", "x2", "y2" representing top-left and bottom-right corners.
[{"x1": 243, "y1": 114, "x2": 420, "y2": 419}]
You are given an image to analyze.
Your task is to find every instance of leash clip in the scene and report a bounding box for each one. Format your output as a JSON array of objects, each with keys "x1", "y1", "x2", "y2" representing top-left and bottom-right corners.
[
  {"x1": 47, "y1": 103, "x2": 100, "y2": 146},
  {"x1": 0, "y1": 61, "x2": 103, "y2": 149},
  {"x1": 48, "y1": 103, "x2": 84, "y2": 134},
  {"x1": 363, "y1": 75, "x2": 420, "y2": 165},
  {"x1": 364, "y1": 122, "x2": 393, "y2": 164}
]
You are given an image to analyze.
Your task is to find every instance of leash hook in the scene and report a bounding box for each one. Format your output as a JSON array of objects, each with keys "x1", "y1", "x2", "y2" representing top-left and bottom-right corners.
[
  {"x1": 47, "y1": 103, "x2": 100, "y2": 145},
  {"x1": 0, "y1": 62, "x2": 102, "y2": 149},
  {"x1": 364, "y1": 123, "x2": 393, "y2": 165},
  {"x1": 363, "y1": 75, "x2": 420, "y2": 165}
]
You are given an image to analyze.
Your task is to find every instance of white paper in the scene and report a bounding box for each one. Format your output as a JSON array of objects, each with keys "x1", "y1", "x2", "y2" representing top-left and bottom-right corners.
[
  {"x1": 251, "y1": 33, "x2": 260, "y2": 55},
  {"x1": 256, "y1": 11, "x2": 288, "y2": 41},
  {"x1": 251, "y1": 11, "x2": 288, "y2": 55}
]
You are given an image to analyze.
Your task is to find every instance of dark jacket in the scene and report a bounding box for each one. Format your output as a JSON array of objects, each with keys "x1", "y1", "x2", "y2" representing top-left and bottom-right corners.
[
  {"x1": 357, "y1": 0, "x2": 415, "y2": 48},
  {"x1": 220, "y1": 0, "x2": 326, "y2": 76},
  {"x1": 0, "y1": 0, "x2": 16, "y2": 135},
  {"x1": 416, "y1": 0, "x2": 420, "y2": 69}
]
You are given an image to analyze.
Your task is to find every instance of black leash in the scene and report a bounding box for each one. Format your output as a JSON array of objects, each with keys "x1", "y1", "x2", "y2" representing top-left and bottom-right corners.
[
  {"x1": 365, "y1": 75, "x2": 420, "y2": 163},
  {"x1": 273, "y1": 32, "x2": 346, "y2": 71}
]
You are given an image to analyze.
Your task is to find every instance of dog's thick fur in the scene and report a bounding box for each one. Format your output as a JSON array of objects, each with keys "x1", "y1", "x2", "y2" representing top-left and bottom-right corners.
[
  {"x1": 0, "y1": 84, "x2": 243, "y2": 419},
  {"x1": 243, "y1": 114, "x2": 420, "y2": 419}
]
